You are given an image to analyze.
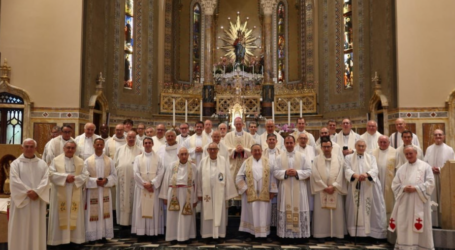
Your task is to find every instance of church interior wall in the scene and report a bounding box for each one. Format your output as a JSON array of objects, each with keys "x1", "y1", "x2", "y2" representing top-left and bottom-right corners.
[
  {"x1": 0, "y1": 0, "x2": 83, "y2": 108},
  {"x1": 396, "y1": 0, "x2": 455, "y2": 108},
  {"x1": 287, "y1": 0, "x2": 301, "y2": 82},
  {"x1": 174, "y1": 0, "x2": 190, "y2": 82}
]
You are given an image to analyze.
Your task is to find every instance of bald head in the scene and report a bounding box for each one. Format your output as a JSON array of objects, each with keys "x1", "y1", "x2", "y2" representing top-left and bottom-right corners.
[
  {"x1": 211, "y1": 130, "x2": 221, "y2": 143},
  {"x1": 366, "y1": 120, "x2": 377, "y2": 135},
  {"x1": 84, "y1": 123, "x2": 96, "y2": 137},
  {"x1": 395, "y1": 118, "x2": 406, "y2": 133},
  {"x1": 115, "y1": 124, "x2": 125, "y2": 138},
  {"x1": 178, "y1": 147, "x2": 189, "y2": 164},
  {"x1": 319, "y1": 127, "x2": 329, "y2": 137},
  {"x1": 265, "y1": 119, "x2": 275, "y2": 133},
  {"x1": 378, "y1": 135, "x2": 390, "y2": 150}
]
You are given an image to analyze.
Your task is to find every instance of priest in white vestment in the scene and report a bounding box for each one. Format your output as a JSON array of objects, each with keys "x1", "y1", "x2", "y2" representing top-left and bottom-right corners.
[
  {"x1": 104, "y1": 124, "x2": 126, "y2": 159},
  {"x1": 327, "y1": 119, "x2": 338, "y2": 141},
  {"x1": 389, "y1": 118, "x2": 420, "y2": 149},
  {"x1": 152, "y1": 124, "x2": 167, "y2": 152},
  {"x1": 202, "y1": 130, "x2": 229, "y2": 160},
  {"x1": 218, "y1": 123, "x2": 228, "y2": 142},
  {"x1": 249, "y1": 121, "x2": 261, "y2": 145},
  {"x1": 42, "y1": 126, "x2": 60, "y2": 162},
  {"x1": 145, "y1": 126, "x2": 155, "y2": 137},
  {"x1": 333, "y1": 118, "x2": 360, "y2": 157},
  {"x1": 100, "y1": 124, "x2": 111, "y2": 142},
  {"x1": 424, "y1": 129, "x2": 455, "y2": 227},
  {"x1": 295, "y1": 133, "x2": 315, "y2": 220},
  {"x1": 203, "y1": 119, "x2": 213, "y2": 138},
  {"x1": 131, "y1": 137, "x2": 166, "y2": 236},
  {"x1": 274, "y1": 136, "x2": 312, "y2": 239},
  {"x1": 75, "y1": 122, "x2": 100, "y2": 160},
  {"x1": 315, "y1": 128, "x2": 343, "y2": 157},
  {"x1": 224, "y1": 117, "x2": 255, "y2": 182},
  {"x1": 260, "y1": 119, "x2": 284, "y2": 151},
  {"x1": 183, "y1": 121, "x2": 211, "y2": 167},
  {"x1": 176, "y1": 123, "x2": 190, "y2": 145},
  {"x1": 48, "y1": 140, "x2": 89, "y2": 245},
  {"x1": 311, "y1": 138, "x2": 347, "y2": 239},
  {"x1": 344, "y1": 139, "x2": 387, "y2": 239},
  {"x1": 198, "y1": 143, "x2": 238, "y2": 240},
  {"x1": 388, "y1": 145, "x2": 434, "y2": 250},
  {"x1": 136, "y1": 123, "x2": 147, "y2": 145},
  {"x1": 372, "y1": 136, "x2": 397, "y2": 220},
  {"x1": 263, "y1": 133, "x2": 282, "y2": 228},
  {"x1": 84, "y1": 138, "x2": 117, "y2": 242},
  {"x1": 159, "y1": 148, "x2": 198, "y2": 243},
  {"x1": 291, "y1": 117, "x2": 316, "y2": 148},
  {"x1": 115, "y1": 131, "x2": 142, "y2": 226},
  {"x1": 46, "y1": 124, "x2": 74, "y2": 165},
  {"x1": 360, "y1": 120, "x2": 382, "y2": 154},
  {"x1": 236, "y1": 144, "x2": 278, "y2": 238},
  {"x1": 8, "y1": 139, "x2": 50, "y2": 250},
  {"x1": 395, "y1": 131, "x2": 424, "y2": 168}
]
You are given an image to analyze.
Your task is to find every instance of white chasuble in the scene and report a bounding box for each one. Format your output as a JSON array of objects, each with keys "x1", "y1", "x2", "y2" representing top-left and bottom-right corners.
[
  {"x1": 424, "y1": 143, "x2": 455, "y2": 227},
  {"x1": 344, "y1": 153, "x2": 387, "y2": 239},
  {"x1": 310, "y1": 154, "x2": 347, "y2": 238},
  {"x1": 260, "y1": 131, "x2": 284, "y2": 152},
  {"x1": 202, "y1": 142, "x2": 229, "y2": 161},
  {"x1": 48, "y1": 154, "x2": 88, "y2": 245},
  {"x1": 236, "y1": 157, "x2": 278, "y2": 237},
  {"x1": 389, "y1": 159, "x2": 434, "y2": 250},
  {"x1": 273, "y1": 151, "x2": 312, "y2": 238},
  {"x1": 372, "y1": 147, "x2": 397, "y2": 216},
  {"x1": 84, "y1": 154, "x2": 117, "y2": 241},
  {"x1": 291, "y1": 130, "x2": 316, "y2": 148},
  {"x1": 75, "y1": 133, "x2": 100, "y2": 160},
  {"x1": 159, "y1": 161, "x2": 197, "y2": 242},
  {"x1": 360, "y1": 131, "x2": 382, "y2": 154},
  {"x1": 151, "y1": 136, "x2": 166, "y2": 152},
  {"x1": 46, "y1": 136, "x2": 74, "y2": 165},
  {"x1": 131, "y1": 151, "x2": 166, "y2": 236},
  {"x1": 334, "y1": 130, "x2": 360, "y2": 152},
  {"x1": 224, "y1": 131, "x2": 255, "y2": 184},
  {"x1": 183, "y1": 133, "x2": 209, "y2": 166},
  {"x1": 114, "y1": 144, "x2": 142, "y2": 226},
  {"x1": 8, "y1": 155, "x2": 49, "y2": 250},
  {"x1": 197, "y1": 156, "x2": 237, "y2": 238},
  {"x1": 395, "y1": 145, "x2": 424, "y2": 169}
]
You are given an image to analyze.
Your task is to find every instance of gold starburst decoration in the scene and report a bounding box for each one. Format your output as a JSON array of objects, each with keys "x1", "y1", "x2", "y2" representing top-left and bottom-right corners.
[{"x1": 220, "y1": 15, "x2": 257, "y2": 65}]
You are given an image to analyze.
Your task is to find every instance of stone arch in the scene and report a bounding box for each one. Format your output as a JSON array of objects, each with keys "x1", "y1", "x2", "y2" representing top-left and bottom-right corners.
[
  {"x1": 445, "y1": 89, "x2": 455, "y2": 147},
  {"x1": 368, "y1": 74, "x2": 389, "y2": 135},
  {"x1": 88, "y1": 91, "x2": 109, "y2": 126}
]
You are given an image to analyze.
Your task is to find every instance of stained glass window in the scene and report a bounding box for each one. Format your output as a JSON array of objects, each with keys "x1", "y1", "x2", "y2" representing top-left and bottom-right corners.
[
  {"x1": 0, "y1": 93, "x2": 23, "y2": 144},
  {"x1": 192, "y1": 4, "x2": 201, "y2": 83},
  {"x1": 277, "y1": 2, "x2": 285, "y2": 83},
  {"x1": 124, "y1": 0, "x2": 134, "y2": 89},
  {"x1": 343, "y1": 0, "x2": 353, "y2": 89}
]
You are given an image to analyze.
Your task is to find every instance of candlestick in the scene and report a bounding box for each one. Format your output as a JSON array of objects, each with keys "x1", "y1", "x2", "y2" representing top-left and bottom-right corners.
[
  {"x1": 172, "y1": 98, "x2": 176, "y2": 126},
  {"x1": 287, "y1": 101, "x2": 291, "y2": 125},
  {"x1": 185, "y1": 100, "x2": 188, "y2": 122},
  {"x1": 200, "y1": 99, "x2": 203, "y2": 120},
  {"x1": 272, "y1": 101, "x2": 275, "y2": 123}
]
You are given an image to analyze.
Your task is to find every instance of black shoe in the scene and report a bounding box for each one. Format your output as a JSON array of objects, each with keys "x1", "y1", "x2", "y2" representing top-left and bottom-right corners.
[{"x1": 170, "y1": 240, "x2": 179, "y2": 245}]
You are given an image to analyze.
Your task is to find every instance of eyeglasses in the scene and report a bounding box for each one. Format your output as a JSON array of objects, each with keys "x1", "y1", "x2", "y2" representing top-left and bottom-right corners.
[{"x1": 208, "y1": 148, "x2": 219, "y2": 151}]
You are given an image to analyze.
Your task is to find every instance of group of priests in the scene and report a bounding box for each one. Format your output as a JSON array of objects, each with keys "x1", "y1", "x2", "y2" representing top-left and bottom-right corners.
[{"x1": 8, "y1": 117, "x2": 451, "y2": 250}]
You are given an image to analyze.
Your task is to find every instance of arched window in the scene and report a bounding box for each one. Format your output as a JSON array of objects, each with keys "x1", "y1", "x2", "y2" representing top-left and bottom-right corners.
[
  {"x1": 0, "y1": 92, "x2": 24, "y2": 144},
  {"x1": 276, "y1": 2, "x2": 286, "y2": 83},
  {"x1": 124, "y1": 0, "x2": 134, "y2": 89},
  {"x1": 343, "y1": 0, "x2": 353, "y2": 89},
  {"x1": 192, "y1": 3, "x2": 202, "y2": 83}
]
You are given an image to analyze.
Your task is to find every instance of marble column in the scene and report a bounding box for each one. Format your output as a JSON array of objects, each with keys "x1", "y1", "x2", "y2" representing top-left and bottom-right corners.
[
  {"x1": 201, "y1": 0, "x2": 217, "y2": 117},
  {"x1": 261, "y1": 0, "x2": 277, "y2": 116}
]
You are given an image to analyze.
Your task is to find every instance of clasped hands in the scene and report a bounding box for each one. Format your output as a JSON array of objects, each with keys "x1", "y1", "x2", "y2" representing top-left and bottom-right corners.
[
  {"x1": 286, "y1": 169, "x2": 298, "y2": 177},
  {"x1": 432, "y1": 166, "x2": 440, "y2": 174},
  {"x1": 27, "y1": 190, "x2": 39, "y2": 200},
  {"x1": 96, "y1": 178, "x2": 108, "y2": 187},
  {"x1": 143, "y1": 182, "x2": 154, "y2": 193},
  {"x1": 235, "y1": 145, "x2": 244, "y2": 153},
  {"x1": 403, "y1": 185, "x2": 416, "y2": 193},
  {"x1": 195, "y1": 147, "x2": 203, "y2": 153},
  {"x1": 323, "y1": 185, "x2": 335, "y2": 195},
  {"x1": 352, "y1": 173, "x2": 369, "y2": 182}
]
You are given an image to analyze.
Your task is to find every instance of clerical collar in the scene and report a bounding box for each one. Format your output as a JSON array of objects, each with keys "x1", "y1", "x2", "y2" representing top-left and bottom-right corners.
[
  {"x1": 166, "y1": 144, "x2": 178, "y2": 150},
  {"x1": 357, "y1": 154, "x2": 364, "y2": 158},
  {"x1": 181, "y1": 134, "x2": 188, "y2": 138},
  {"x1": 324, "y1": 156, "x2": 332, "y2": 160},
  {"x1": 95, "y1": 153, "x2": 104, "y2": 158},
  {"x1": 300, "y1": 145, "x2": 306, "y2": 149},
  {"x1": 179, "y1": 161, "x2": 188, "y2": 166},
  {"x1": 195, "y1": 133, "x2": 202, "y2": 137},
  {"x1": 210, "y1": 158, "x2": 217, "y2": 162},
  {"x1": 144, "y1": 151, "x2": 153, "y2": 156},
  {"x1": 65, "y1": 156, "x2": 74, "y2": 159},
  {"x1": 268, "y1": 148, "x2": 276, "y2": 153},
  {"x1": 24, "y1": 155, "x2": 36, "y2": 159},
  {"x1": 236, "y1": 131, "x2": 243, "y2": 136},
  {"x1": 128, "y1": 144, "x2": 136, "y2": 148},
  {"x1": 287, "y1": 150, "x2": 295, "y2": 156},
  {"x1": 343, "y1": 132, "x2": 350, "y2": 136}
]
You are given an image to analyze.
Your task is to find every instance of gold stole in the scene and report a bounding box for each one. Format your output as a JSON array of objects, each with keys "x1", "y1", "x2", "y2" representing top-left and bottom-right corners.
[
  {"x1": 336, "y1": 131, "x2": 356, "y2": 150},
  {"x1": 139, "y1": 153, "x2": 158, "y2": 218},
  {"x1": 263, "y1": 148, "x2": 281, "y2": 158},
  {"x1": 54, "y1": 154, "x2": 83, "y2": 230},
  {"x1": 108, "y1": 138, "x2": 117, "y2": 158},
  {"x1": 280, "y1": 153, "x2": 302, "y2": 232},
  {"x1": 52, "y1": 136, "x2": 74, "y2": 157},
  {"x1": 77, "y1": 136, "x2": 86, "y2": 154},
  {"x1": 87, "y1": 155, "x2": 111, "y2": 221},
  {"x1": 372, "y1": 147, "x2": 396, "y2": 214},
  {"x1": 316, "y1": 155, "x2": 340, "y2": 209},
  {"x1": 201, "y1": 156, "x2": 225, "y2": 227},
  {"x1": 245, "y1": 157, "x2": 270, "y2": 203},
  {"x1": 350, "y1": 153, "x2": 374, "y2": 234},
  {"x1": 168, "y1": 162, "x2": 194, "y2": 215}
]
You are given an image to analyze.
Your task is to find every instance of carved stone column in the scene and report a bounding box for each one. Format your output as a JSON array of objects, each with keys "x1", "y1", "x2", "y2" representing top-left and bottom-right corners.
[
  {"x1": 261, "y1": 0, "x2": 277, "y2": 116},
  {"x1": 201, "y1": 0, "x2": 217, "y2": 117}
]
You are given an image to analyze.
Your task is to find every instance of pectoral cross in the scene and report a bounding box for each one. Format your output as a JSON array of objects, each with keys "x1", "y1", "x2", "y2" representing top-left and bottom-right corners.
[{"x1": 204, "y1": 195, "x2": 211, "y2": 202}]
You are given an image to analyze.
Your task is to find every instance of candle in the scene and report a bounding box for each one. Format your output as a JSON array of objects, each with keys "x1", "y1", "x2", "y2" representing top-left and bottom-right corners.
[
  {"x1": 185, "y1": 99, "x2": 188, "y2": 122},
  {"x1": 223, "y1": 66, "x2": 226, "y2": 77},
  {"x1": 272, "y1": 101, "x2": 275, "y2": 122},
  {"x1": 300, "y1": 100, "x2": 302, "y2": 117},
  {"x1": 172, "y1": 98, "x2": 176, "y2": 126},
  {"x1": 252, "y1": 65, "x2": 255, "y2": 79},
  {"x1": 287, "y1": 101, "x2": 291, "y2": 125},
  {"x1": 261, "y1": 66, "x2": 264, "y2": 75},
  {"x1": 200, "y1": 99, "x2": 203, "y2": 120}
]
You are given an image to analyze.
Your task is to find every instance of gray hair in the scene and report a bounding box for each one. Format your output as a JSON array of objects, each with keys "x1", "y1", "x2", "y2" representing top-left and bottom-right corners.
[
  {"x1": 355, "y1": 139, "x2": 367, "y2": 146},
  {"x1": 250, "y1": 143, "x2": 262, "y2": 151},
  {"x1": 403, "y1": 145, "x2": 417, "y2": 153},
  {"x1": 165, "y1": 129, "x2": 177, "y2": 136},
  {"x1": 64, "y1": 139, "x2": 78, "y2": 149},
  {"x1": 22, "y1": 138, "x2": 37, "y2": 147}
]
